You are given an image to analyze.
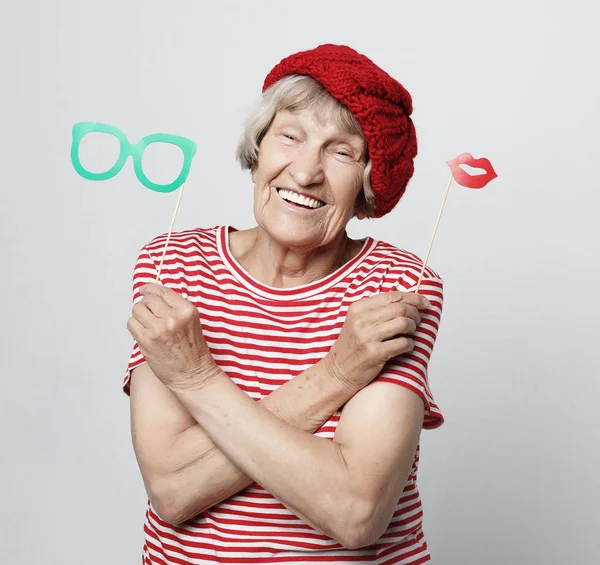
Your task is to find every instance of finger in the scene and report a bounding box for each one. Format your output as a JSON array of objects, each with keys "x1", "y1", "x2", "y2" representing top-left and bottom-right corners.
[
  {"x1": 141, "y1": 283, "x2": 181, "y2": 307},
  {"x1": 372, "y1": 301, "x2": 421, "y2": 327},
  {"x1": 393, "y1": 290, "x2": 431, "y2": 311},
  {"x1": 399, "y1": 303, "x2": 421, "y2": 326},
  {"x1": 374, "y1": 316, "x2": 418, "y2": 341},
  {"x1": 127, "y1": 315, "x2": 146, "y2": 340},
  {"x1": 131, "y1": 301, "x2": 157, "y2": 329},
  {"x1": 367, "y1": 289, "x2": 428, "y2": 310},
  {"x1": 351, "y1": 289, "x2": 402, "y2": 313},
  {"x1": 141, "y1": 294, "x2": 171, "y2": 318},
  {"x1": 380, "y1": 335, "x2": 415, "y2": 359}
]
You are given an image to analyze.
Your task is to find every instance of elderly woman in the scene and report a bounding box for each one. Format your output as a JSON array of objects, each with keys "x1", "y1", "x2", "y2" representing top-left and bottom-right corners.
[{"x1": 124, "y1": 44, "x2": 444, "y2": 565}]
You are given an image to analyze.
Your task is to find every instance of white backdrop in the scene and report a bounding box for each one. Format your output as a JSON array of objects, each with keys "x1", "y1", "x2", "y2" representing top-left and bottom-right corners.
[{"x1": 1, "y1": 1, "x2": 598, "y2": 563}]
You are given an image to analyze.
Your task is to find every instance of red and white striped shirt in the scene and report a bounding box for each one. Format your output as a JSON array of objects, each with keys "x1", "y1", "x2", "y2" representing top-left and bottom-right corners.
[{"x1": 124, "y1": 225, "x2": 444, "y2": 565}]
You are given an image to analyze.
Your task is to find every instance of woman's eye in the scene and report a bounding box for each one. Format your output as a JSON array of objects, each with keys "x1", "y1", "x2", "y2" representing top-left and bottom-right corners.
[
  {"x1": 283, "y1": 134, "x2": 295, "y2": 140},
  {"x1": 336, "y1": 150, "x2": 351, "y2": 157}
]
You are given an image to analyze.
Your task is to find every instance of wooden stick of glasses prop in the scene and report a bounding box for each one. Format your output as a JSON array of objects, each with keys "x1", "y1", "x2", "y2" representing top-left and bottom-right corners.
[
  {"x1": 415, "y1": 153, "x2": 498, "y2": 293},
  {"x1": 155, "y1": 181, "x2": 187, "y2": 281},
  {"x1": 70, "y1": 122, "x2": 197, "y2": 282}
]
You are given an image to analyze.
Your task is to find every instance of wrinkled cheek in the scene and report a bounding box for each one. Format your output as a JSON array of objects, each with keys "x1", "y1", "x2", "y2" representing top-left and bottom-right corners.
[{"x1": 253, "y1": 193, "x2": 271, "y2": 219}]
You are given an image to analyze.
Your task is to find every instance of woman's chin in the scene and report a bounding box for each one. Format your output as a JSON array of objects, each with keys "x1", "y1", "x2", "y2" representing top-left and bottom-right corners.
[{"x1": 260, "y1": 221, "x2": 324, "y2": 249}]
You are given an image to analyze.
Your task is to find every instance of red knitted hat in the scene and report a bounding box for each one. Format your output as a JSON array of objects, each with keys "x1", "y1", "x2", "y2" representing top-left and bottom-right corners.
[{"x1": 262, "y1": 44, "x2": 417, "y2": 218}]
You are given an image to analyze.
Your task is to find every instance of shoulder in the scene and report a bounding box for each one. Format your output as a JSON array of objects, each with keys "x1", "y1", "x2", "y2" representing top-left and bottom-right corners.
[
  {"x1": 363, "y1": 236, "x2": 443, "y2": 293},
  {"x1": 131, "y1": 226, "x2": 224, "y2": 291},
  {"x1": 142, "y1": 225, "x2": 221, "y2": 255},
  {"x1": 139, "y1": 226, "x2": 222, "y2": 262}
]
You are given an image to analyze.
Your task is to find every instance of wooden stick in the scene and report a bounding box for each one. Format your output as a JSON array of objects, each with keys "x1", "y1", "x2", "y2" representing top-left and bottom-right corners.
[
  {"x1": 155, "y1": 182, "x2": 187, "y2": 282},
  {"x1": 415, "y1": 171, "x2": 453, "y2": 293}
]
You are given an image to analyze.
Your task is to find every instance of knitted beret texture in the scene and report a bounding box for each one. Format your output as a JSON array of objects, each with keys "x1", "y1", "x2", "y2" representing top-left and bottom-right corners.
[{"x1": 262, "y1": 44, "x2": 418, "y2": 218}]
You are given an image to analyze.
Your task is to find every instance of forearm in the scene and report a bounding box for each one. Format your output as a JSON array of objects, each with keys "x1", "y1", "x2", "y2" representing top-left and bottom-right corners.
[
  {"x1": 172, "y1": 369, "x2": 367, "y2": 542},
  {"x1": 153, "y1": 355, "x2": 357, "y2": 523}
]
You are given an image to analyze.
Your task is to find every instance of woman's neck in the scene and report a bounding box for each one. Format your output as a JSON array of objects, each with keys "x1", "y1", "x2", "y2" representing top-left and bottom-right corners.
[{"x1": 229, "y1": 226, "x2": 361, "y2": 289}]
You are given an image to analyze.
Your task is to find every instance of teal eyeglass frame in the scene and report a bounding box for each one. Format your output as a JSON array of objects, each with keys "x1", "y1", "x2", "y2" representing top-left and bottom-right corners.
[{"x1": 70, "y1": 122, "x2": 197, "y2": 193}]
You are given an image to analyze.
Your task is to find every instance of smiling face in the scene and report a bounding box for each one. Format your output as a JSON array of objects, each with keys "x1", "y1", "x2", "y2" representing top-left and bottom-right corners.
[{"x1": 251, "y1": 109, "x2": 367, "y2": 251}]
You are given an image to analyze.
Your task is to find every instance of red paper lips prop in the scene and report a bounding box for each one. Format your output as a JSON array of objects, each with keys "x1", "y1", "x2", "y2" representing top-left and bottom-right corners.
[
  {"x1": 446, "y1": 153, "x2": 498, "y2": 189},
  {"x1": 415, "y1": 152, "x2": 498, "y2": 293}
]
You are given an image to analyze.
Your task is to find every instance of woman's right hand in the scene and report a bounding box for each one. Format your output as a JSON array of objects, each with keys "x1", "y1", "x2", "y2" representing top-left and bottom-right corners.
[{"x1": 324, "y1": 290, "x2": 431, "y2": 392}]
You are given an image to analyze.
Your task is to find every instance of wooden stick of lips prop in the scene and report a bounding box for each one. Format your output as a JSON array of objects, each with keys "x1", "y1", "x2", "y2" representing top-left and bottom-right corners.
[{"x1": 415, "y1": 153, "x2": 498, "y2": 293}]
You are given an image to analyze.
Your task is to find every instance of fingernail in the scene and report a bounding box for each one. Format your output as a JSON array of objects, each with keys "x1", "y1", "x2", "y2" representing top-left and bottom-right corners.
[{"x1": 424, "y1": 298, "x2": 431, "y2": 308}]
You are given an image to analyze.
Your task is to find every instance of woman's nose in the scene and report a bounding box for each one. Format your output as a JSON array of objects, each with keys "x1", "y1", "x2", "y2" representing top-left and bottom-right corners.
[{"x1": 290, "y1": 147, "x2": 325, "y2": 186}]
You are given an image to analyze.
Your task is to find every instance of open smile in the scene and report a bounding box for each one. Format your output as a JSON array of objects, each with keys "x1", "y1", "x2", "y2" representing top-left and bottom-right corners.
[{"x1": 276, "y1": 188, "x2": 326, "y2": 211}]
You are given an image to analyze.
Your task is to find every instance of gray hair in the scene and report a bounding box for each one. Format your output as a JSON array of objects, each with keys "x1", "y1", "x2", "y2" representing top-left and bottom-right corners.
[{"x1": 235, "y1": 74, "x2": 375, "y2": 218}]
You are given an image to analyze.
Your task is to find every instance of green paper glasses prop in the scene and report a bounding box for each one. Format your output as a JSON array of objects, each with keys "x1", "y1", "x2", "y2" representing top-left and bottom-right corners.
[
  {"x1": 70, "y1": 122, "x2": 197, "y2": 193},
  {"x1": 71, "y1": 122, "x2": 197, "y2": 282}
]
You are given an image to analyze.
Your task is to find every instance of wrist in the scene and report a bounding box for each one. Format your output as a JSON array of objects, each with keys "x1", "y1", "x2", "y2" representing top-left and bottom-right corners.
[
  {"x1": 322, "y1": 353, "x2": 359, "y2": 395},
  {"x1": 168, "y1": 359, "x2": 224, "y2": 395}
]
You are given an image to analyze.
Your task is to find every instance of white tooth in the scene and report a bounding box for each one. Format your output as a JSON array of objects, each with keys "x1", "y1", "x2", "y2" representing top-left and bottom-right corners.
[{"x1": 279, "y1": 189, "x2": 322, "y2": 209}]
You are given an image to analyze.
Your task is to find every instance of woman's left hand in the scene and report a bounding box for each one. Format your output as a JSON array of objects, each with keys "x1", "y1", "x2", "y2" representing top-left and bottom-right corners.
[{"x1": 127, "y1": 283, "x2": 220, "y2": 392}]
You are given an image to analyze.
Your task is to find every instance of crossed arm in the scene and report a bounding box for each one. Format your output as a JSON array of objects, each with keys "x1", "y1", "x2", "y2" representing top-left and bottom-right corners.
[{"x1": 130, "y1": 358, "x2": 424, "y2": 549}]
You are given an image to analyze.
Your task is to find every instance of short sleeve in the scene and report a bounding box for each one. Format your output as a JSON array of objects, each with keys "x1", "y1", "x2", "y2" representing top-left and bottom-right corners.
[
  {"x1": 122, "y1": 246, "x2": 158, "y2": 396},
  {"x1": 375, "y1": 274, "x2": 445, "y2": 429}
]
